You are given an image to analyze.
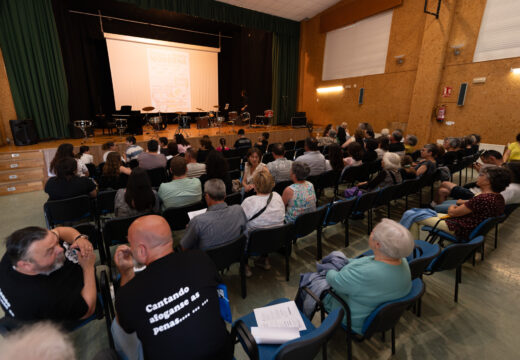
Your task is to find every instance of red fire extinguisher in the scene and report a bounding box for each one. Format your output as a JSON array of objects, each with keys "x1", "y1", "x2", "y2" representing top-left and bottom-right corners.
[{"x1": 436, "y1": 105, "x2": 446, "y2": 123}]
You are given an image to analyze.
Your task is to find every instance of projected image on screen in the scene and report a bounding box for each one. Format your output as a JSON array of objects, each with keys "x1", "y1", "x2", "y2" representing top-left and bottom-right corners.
[{"x1": 105, "y1": 33, "x2": 219, "y2": 113}]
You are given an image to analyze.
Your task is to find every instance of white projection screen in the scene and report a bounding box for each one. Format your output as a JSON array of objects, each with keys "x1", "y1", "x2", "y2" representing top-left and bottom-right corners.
[{"x1": 105, "y1": 33, "x2": 220, "y2": 113}]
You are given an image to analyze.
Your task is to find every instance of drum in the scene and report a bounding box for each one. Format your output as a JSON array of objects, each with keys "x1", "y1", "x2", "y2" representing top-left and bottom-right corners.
[
  {"x1": 264, "y1": 109, "x2": 274, "y2": 118},
  {"x1": 241, "y1": 112, "x2": 251, "y2": 122},
  {"x1": 149, "y1": 116, "x2": 162, "y2": 125},
  {"x1": 179, "y1": 116, "x2": 191, "y2": 129},
  {"x1": 114, "y1": 118, "x2": 127, "y2": 129},
  {"x1": 73, "y1": 120, "x2": 92, "y2": 128},
  {"x1": 229, "y1": 111, "x2": 238, "y2": 121},
  {"x1": 217, "y1": 116, "x2": 225, "y2": 125},
  {"x1": 197, "y1": 116, "x2": 209, "y2": 129}
]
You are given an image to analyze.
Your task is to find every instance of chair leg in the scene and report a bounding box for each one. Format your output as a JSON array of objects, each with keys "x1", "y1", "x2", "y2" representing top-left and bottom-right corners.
[
  {"x1": 381, "y1": 331, "x2": 385, "y2": 342},
  {"x1": 391, "y1": 327, "x2": 396, "y2": 355},
  {"x1": 405, "y1": 195, "x2": 409, "y2": 210},
  {"x1": 240, "y1": 262, "x2": 247, "y2": 299},
  {"x1": 344, "y1": 219, "x2": 350, "y2": 247},
  {"x1": 285, "y1": 250, "x2": 290, "y2": 282},
  {"x1": 454, "y1": 266, "x2": 461, "y2": 303},
  {"x1": 417, "y1": 298, "x2": 422, "y2": 317},
  {"x1": 347, "y1": 332, "x2": 353, "y2": 360},
  {"x1": 317, "y1": 227, "x2": 323, "y2": 260}
]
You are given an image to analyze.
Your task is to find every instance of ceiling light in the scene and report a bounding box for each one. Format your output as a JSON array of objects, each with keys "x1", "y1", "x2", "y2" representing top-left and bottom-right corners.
[
  {"x1": 316, "y1": 86, "x2": 344, "y2": 94},
  {"x1": 511, "y1": 68, "x2": 520, "y2": 75}
]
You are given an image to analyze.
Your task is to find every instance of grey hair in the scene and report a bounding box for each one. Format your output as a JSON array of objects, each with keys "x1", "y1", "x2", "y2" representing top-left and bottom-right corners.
[
  {"x1": 391, "y1": 131, "x2": 403, "y2": 142},
  {"x1": 341, "y1": 122, "x2": 348, "y2": 128},
  {"x1": 372, "y1": 219, "x2": 414, "y2": 259},
  {"x1": 406, "y1": 135, "x2": 418, "y2": 146},
  {"x1": 204, "y1": 178, "x2": 226, "y2": 201},
  {"x1": 328, "y1": 129, "x2": 337, "y2": 138},
  {"x1": 380, "y1": 128, "x2": 390, "y2": 136},
  {"x1": 0, "y1": 322, "x2": 76, "y2": 360},
  {"x1": 382, "y1": 152, "x2": 402, "y2": 171},
  {"x1": 448, "y1": 137, "x2": 460, "y2": 149},
  {"x1": 291, "y1": 161, "x2": 310, "y2": 181}
]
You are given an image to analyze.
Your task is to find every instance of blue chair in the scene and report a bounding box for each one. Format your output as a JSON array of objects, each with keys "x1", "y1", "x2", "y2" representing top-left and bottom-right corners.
[
  {"x1": 350, "y1": 190, "x2": 379, "y2": 234},
  {"x1": 232, "y1": 298, "x2": 344, "y2": 360},
  {"x1": 324, "y1": 278, "x2": 425, "y2": 360},
  {"x1": 424, "y1": 235, "x2": 485, "y2": 302},
  {"x1": 292, "y1": 206, "x2": 328, "y2": 261},
  {"x1": 494, "y1": 203, "x2": 519, "y2": 249},
  {"x1": 43, "y1": 195, "x2": 94, "y2": 229},
  {"x1": 321, "y1": 198, "x2": 357, "y2": 250}
]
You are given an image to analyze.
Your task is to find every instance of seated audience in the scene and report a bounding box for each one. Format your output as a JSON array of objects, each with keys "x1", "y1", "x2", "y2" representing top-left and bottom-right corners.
[
  {"x1": 322, "y1": 219, "x2": 414, "y2": 333},
  {"x1": 413, "y1": 144, "x2": 437, "y2": 177},
  {"x1": 404, "y1": 135, "x2": 418, "y2": 155},
  {"x1": 326, "y1": 143, "x2": 345, "y2": 173},
  {"x1": 45, "y1": 158, "x2": 96, "y2": 200},
  {"x1": 322, "y1": 124, "x2": 332, "y2": 137},
  {"x1": 112, "y1": 215, "x2": 233, "y2": 360},
  {"x1": 200, "y1": 151, "x2": 233, "y2": 194},
  {"x1": 76, "y1": 145, "x2": 93, "y2": 165},
  {"x1": 102, "y1": 142, "x2": 118, "y2": 162},
  {"x1": 441, "y1": 137, "x2": 461, "y2": 167},
  {"x1": 388, "y1": 131, "x2": 405, "y2": 154},
  {"x1": 158, "y1": 157, "x2": 202, "y2": 210},
  {"x1": 474, "y1": 150, "x2": 503, "y2": 172},
  {"x1": 0, "y1": 226, "x2": 96, "y2": 324},
  {"x1": 242, "y1": 147, "x2": 268, "y2": 194},
  {"x1": 234, "y1": 129, "x2": 252, "y2": 149},
  {"x1": 137, "y1": 140, "x2": 167, "y2": 170},
  {"x1": 463, "y1": 135, "x2": 476, "y2": 156},
  {"x1": 282, "y1": 162, "x2": 317, "y2": 223},
  {"x1": 159, "y1": 137, "x2": 169, "y2": 155},
  {"x1": 181, "y1": 179, "x2": 247, "y2": 250},
  {"x1": 216, "y1": 137, "x2": 229, "y2": 152},
  {"x1": 342, "y1": 128, "x2": 364, "y2": 149},
  {"x1": 255, "y1": 132, "x2": 269, "y2": 153},
  {"x1": 115, "y1": 168, "x2": 159, "y2": 217},
  {"x1": 266, "y1": 143, "x2": 293, "y2": 183},
  {"x1": 503, "y1": 133, "x2": 520, "y2": 163},
  {"x1": 344, "y1": 142, "x2": 364, "y2": 167},
  {"x1": 471, "y1": 133, "x2": 481, "y2": 154},
  {"x1": 185, "y1": 148, "x2": 206, "y2": 178},
  {"x1": 318, "y1": 128, "x2": 337, "y2": 147},
  {"x1": 98, "y1": 151, "x2": 131, "y2": 191},
  {"x1": 375, "y1": 135, "x2": 390, "y2": 160},
  {"x1": 336, "y1": 123, "x2": 348, "y2": 145},
  {"x1": 297, "y1": 137, "x2": 331, "y2": 176},
  {"x1": 50, "y1": 143, "x2": 88, "y2": 177},
  {"x1": 175, "y1": 133, "x2": 191, "y2": 154},
  {"x1": 167, "y1": 141, "x2": 180, "y2": 159},
  {"x1": 197, "y1": 136, "x2": 214, "y2": 163},
  {"x1": 401, "y1": 155, "x2": 416, "y2": 180},
  {"x1": 362, "y1": 139, "x2": 378, "y2": 163},
  {"x1": 404, "y1": 166, "x2": 510, "y2": 239},
  {"x1": 359, "y1": 152, "x2": 402, "y2": 191},
  {"x1": 125, "y1": 136, "x2": 144, "y2": 161},
  {"x1": 359, "y1": 122, "x2": 375, "y2": 139},
  {"x1": 380, "y1": 128, "x2": 390, "y2": 136},
  {"x1": 241, "y1": 170, "x2": 285, "y2": 274}
]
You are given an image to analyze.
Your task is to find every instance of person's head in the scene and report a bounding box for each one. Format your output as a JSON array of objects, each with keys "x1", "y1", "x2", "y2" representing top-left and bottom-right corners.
[
  {"x1": 379, "y1": 135, "x2": 390, "y2": 151},
  {"x1": 185, "y1": 148, "x2": 197, "y2": 163},
  {"x1": 481, "y1": 150, "x2": 503, "y2": 166},
  {"x1": 516, "y1": 133, "x2": 520, "y2": 143},
  {"x1": 337, "y1": 126, "x2": 346, "y2": 141},
  {"x1": 175, "y1": 134, "x2": 189, "y2": 146},
  {"x1": 305, "y1": 137, "x2": 319, "y2": 151},
  {"x1": 126, "y1": 136, "x2": 136, "y2": 145},
  {"x1": 472, "y1": 134, "x2": 481, "y2": 144},
  {"x1": 504, "y1": 163, "x2": 520, "y2": 184},
  {"x1": 78, "y1": 145, "x2": 89, "y2": 156},
  {"x1": 382, "y1": 152, "x2": 402, "y2": 171},
  {"x1": 147, "y1": 140, "x2": 159, "y2": 153},
  {"x1": 353, "y1": 128, "x2": 365, "y2": 142},
  {"x1": 478, "y1": 166, "x2": 511, "y2": 193},
  {"x1": 291, "y1": 161, "x2": 311, "y2": 182},
  {"x1": 55, "y1": 157, "x2": 78, "y2": 179},
  {"x1": 170, "y1": 157, "x2": 187, "y2": 178},
  {"x1": 200, "y1": 137, "x2": 213, "y2": 150},
  {"x1": 405, "y1": 135, "x2": 418, "y2": 147},
  {"x1": 401, "y1": 155, "x2": 413, "y2": 167},
  {"x1": 347, "y1": 142, "x2": 364, "y2": 161},
  {"x1": 167, "y1": 141, "x2": 179, "y2": 157},
  {"x1": 103, "y1": 151, "x2": 122, "y2": 177},
  {"x1": 370, "y1": 219, "x2": 414, "y2": 259},
  {"x1": 327, "y1": 143, "x2": 344, "y2": 172},
  {"x1": 219, "y1": 138, "x2": 226, "y2": 147},
  {"x1": 365, "y1": 139, "x2": 378, "y2": 152},
  {"x1": 262, "y1": 132, "x2": 269, "y2": 141},
  {"x1": 391, "y1": 131, "x2": 403, "y2": 143},
  {"x1": 247, "y1": 147, "x2": 263, "y2": 167},
  {"x1": 341, "y1": 122, "x2": 348, "y2": 129},
  {"x1": 124, "y1": 168, "x2": 156, "y2": 211},
  {"x1": 323, "y1": 124, "x2": 332, "y2": 137},
  {"x1": 204, "y1": 178, "x2": 226, "y2": 206},
  {"x1": 380, "y1": 128, "x2": 390, "y2": 136},
  {"x1": 0, "y1": 322, "x2": 76, "y2": 360},
  {"x1": 252, "y1": 169, "x2": 274, "y2": 195},
  {"x1": 102, "y1": 141, "x2": 115, "y2": 151},
  {"x1": 237, "y1": 129, "x2": 245, "y2": 137},
  {"x1": 50, "y1": 143, "x2": 75, "y2": 173},
  {"x1": 464, "y1": 135, "x2": 475, "y2": 147},
  {"x1": 272, "y1": 143, "x2": 285, "y2": 158},
  {"x1": 435, "y1": 144, "x2": 445, "y2": 159},
  {"x1": 328, "y1": 129, "x2": 337, "y2": 139},
  {"x1": 205, "y1": 150, "x2": 228, "y2": 179},
  {"x1": 6, "y1": 227, "x2": 65, "y2": 275},
  {"x1": 447, "y1": 137, "x2": 460, "y2": 150},
  {"x1": 159, "y1": 137, "x2": 168, "y2": 148},
  {"x1": 421, "y1": 144, "x2": 437, "y2": 159},
  {"x1": 127, "y1": 215, "x2": 173, "y2": 266}
]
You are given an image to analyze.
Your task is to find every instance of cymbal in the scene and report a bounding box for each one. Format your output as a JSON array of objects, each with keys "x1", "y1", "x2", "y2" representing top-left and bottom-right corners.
[{"x1": 142, "y1": 106, "x2": 155, "y2": 111}]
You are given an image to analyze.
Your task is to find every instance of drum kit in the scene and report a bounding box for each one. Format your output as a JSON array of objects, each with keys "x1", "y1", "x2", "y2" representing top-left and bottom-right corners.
[{"x1": 73, "y1": 120, "x2": 93, "y2": 144}]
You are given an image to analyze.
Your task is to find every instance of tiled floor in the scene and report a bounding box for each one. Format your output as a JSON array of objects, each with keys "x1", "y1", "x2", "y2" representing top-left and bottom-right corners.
[{"x1": 1, "y1": 179, "x2": 519, "y2": 359}]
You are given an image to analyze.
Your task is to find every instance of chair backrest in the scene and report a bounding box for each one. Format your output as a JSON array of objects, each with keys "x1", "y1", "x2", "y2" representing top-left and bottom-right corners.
[
  {"x1": 102, "y1": 214, "x2": 144, "y2": 246},
  {"x1": 227, "y1": 156, "x2": 242, "y2": 171},
  {"x1": 146, "y1": 167, "x2": 167, "y2": 187},
  {"x1": 205, "y1": 234, "x2": 246, "y2": 271},
  {"x1": 274, "y1": 308, "x2": 344, "y2": 360},
  {"x1": 295, "y1": 140, "x2": 305, "y2": 150},
  {"x1": 504, "y1": 203, "x2": 520, "y2": 217},
  {"x1": 428, "y1": 235, "x2": 485, "y2": 272},
  {"x1": 294, "y1": 206, "x2": 328, "y2": 238},
  {"x1": 85, "y1": 163, "x2": 97, "y2": 179},
  {"x1": 273, "y1": 180, "x2": 293, "y2": 195},
  {"x1": 295, "y1": 148, "x2": 305, "y2": 158},
  {"x1": 262, "y1": 153, "x2": 274, "y2": 164},
  {"x1": 73, "y1": 223, "x2": 100, "y2": 250},
  {"x1": 468, "y1": 215, "x2": 505, "y2": 240},
  {"x1": 403, "y1": 178, "x2": 421, "y2": 196},
  {"x1": 407, "y1": 240, "x2": 441, "y2": 279},
  {"x1": 374, "y1": 185, "x2": 397, "y2": 207},
  {"x1": 361, "y1": 278, "x2": 425, "y2": 338},
  {"x1": 96, "y1": 190, "x2": 117, "y2": 215},
  {"x1": 368, "y1": 159, "x2": 382, "y2": 175},
  {"x1": 44, "y1": 195, "x2": 93, "y2": 228},
  {"x1": 228, "y1": 169, "x2": 241, "y2": 180},
  {"x1": 267, "y1": 143, "x2": 275, "y2": 153},
  {"x1": 247, "y1": 223, "x2": 295, "y2": 254},
  {"x1": 306, "y1": 175, "x2": 320, "y2": 191},
  {"x1": 162, "y1": 201, "x2": 204, "y2": 231},
  {"x1": 324, "y1": 198, "x2": 357, "y2": 225},
  {"x1": 353, "y1": 191, "x2": 379, "y2": 213},
  {"x1": 285, "y1": 149, "x2": 295, "y2": 161},
  {"x1": 225, "y1": 192, "x2": 242, "y2": 206},
  {"x1": 223, "y1": 149, "x2": 237, "y2": 158},
  {"x1": 340, "y1": 165, "x2": 368, "y2": 185},
  {"x1": 284, "y1": 141, "x2": 295, "y2": 151},
  {"x1": 318, "y1": 170, "x2": 340, "y2": 191}
]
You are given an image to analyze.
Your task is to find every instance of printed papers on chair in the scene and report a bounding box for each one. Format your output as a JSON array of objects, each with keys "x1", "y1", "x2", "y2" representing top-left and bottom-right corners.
[{"x1": 251, "y1": 301, "x2": 306, "y2": 344}]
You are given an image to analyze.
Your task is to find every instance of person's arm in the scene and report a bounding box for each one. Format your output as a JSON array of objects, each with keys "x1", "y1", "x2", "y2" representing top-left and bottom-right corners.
[
  {"x1": 447, "y1": 204, "x2": 472, "y2": 217},
  {"x1": 325, "y1": 262, "x2": 362, "y2": 296},
  {"x1": 114, "y1": 245, "x2": 136, "y2": 287},
  {"x1": 77, "y1": 249, "x2": 97, "y2": 319},
  {"x1": 89, "y1": 188, "x2": 97, "y2": 198},
  {"x1": 456, "y1": 199, "x2": 469, "y2": 205},
  {"x1": 282, "y1": 187, "x2": 293, "y2": 206},
  {"x1": 180, "y1": 219, "x2": 199, "y2": 250},
  {"x1": 120, "y1": 166, "x2": 131, "y2": 176},
  {"x1": 415, "y1": 164, "x2": 427, "y2": 177},
  {"x1": 503, "y1": 147, "x2": 511, "y2": 163},
  {"x1": 341, "y1": 137, "x2": 354, "y2": 149}
]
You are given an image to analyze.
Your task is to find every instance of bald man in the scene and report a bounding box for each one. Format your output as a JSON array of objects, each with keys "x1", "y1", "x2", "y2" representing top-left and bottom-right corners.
[{"x1": 112, "y1": 215, "x2": 233, "y2": 360}]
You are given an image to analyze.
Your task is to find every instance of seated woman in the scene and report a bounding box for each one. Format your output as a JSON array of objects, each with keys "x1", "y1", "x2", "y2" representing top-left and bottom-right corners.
[
  {"x1": 45, "y1": 157, "x2": 96, "y2": 200},
  {"x1": 255, "y1": 132, "x2": 269, "y2": 153},
  {"x1": 362, "y1": 139, "x2": 378, "y2": 163},
  {"x1": 343, "y1": 142, "x2": 364, "y2": 167},
  {"x1": 326, "y1": 143, "x2": 345, "y2": 173},
  {"x1": 114, "y1": 168, "x2": 160, "y2": 218},
  {"x1": 199, "y1": 150, "x2": 233, "y2": 194},
  {"x1": 405, "y1": 166, "x2": 510, "y2": 240},
  {"x1": 50, "y1": 143, "x2": 89, "y2": 177},
  {"x1": 322, "y1": 219, "x2": 414, "y2": 334},
  {"x1": 197, "y1": 136, "x2": 214, "y2": 163},
  {"x1": 375, "y1": 135, "x2": 389, "y2": 160},
  {"x1": 241, "y1": 169, "x2": 285, "y2": 275},
  {"x1": 76, "y1": 145, "x2": 93, "y2": 165},
  {"x1": 359, "y1": 152, "x2": 402, "y2": 191},
  {"x1": 98, "y1": 152, "x2": 131, "y2": 191},
  {"x1": 216, "y1": 138, "x2": 230, "y2": 152},
  {"x1": 175, "y1": 134, "x2": 191, "y2": 154},
  {"x1": 242, "y1": 147, "x2": 268, "y2": 196},
  {"x1": 282, "y1": 161, "x2": 317, "y2": 223},
  {"x1": 412, "y1": 144, "x2": 437, "y2": 177}
]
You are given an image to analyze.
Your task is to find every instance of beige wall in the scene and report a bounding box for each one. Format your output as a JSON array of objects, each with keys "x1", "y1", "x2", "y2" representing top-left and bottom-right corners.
[{"x1": 298, "y1": 0, "x2": 520, "y2": 145}]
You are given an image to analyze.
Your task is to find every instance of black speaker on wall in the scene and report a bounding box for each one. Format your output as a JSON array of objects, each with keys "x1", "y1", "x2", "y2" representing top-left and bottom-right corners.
[
  {"x1": 358, "y1": 88, "x2": 364, "y2": 104},
  {"x1": 457, "y1": 83, "x2": 468, "y2": 106},
  {"x1": 9, "y1": 119, "x2": 39, "y2": 146}
]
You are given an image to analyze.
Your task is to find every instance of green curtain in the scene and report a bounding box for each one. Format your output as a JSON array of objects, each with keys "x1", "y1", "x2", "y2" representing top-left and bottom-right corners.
[
  {"x1": 118, "y1": 0, "x2": 300, "y2": 124},
  {"x1": 0, "y1": 0, "x2": 70, "y2": 139}
]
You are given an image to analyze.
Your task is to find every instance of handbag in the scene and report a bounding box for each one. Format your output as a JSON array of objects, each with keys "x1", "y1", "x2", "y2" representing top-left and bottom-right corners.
[
  {"x1": 248, "y1": 192, "x2": 273, "y2": 222},
  {"x1": 344, "y1": 186, "x2": 362, "y2": 198}
]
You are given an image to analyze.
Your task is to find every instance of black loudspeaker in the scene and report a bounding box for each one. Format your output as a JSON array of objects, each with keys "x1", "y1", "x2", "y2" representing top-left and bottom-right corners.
[
  {"x1": 9, "y1": 119, "x2": 39, "y2": 146},
  {"x1": 291, "y1": 116, "x2": 307, "y2": 128},
  {"x1": 457, "y1": 83, "x2": 468, "y2": 106},
  {"x1": 358, "y1": 88, "x2": 364, "y2": 105}
]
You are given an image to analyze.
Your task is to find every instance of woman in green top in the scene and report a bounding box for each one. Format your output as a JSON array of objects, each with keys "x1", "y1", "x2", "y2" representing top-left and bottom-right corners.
[{"x1": 323, "y1": 219, "x2": 414, "y2": 334}]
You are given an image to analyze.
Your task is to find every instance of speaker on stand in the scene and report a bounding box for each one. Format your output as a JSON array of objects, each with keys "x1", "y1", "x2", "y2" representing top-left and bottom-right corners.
[{"x1": 9, "y1": 119, "x2": 39, "y2": 146}]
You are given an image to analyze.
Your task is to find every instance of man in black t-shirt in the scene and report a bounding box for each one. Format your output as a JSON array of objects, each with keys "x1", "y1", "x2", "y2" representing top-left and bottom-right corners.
[
  {"x1": 233, "y1": 129, "x2": 252, "y2": 149},
  {"x1": 388, "y1": 130, "x2": 405, "y2": 153},
  {"x1": 0, "y1": 226, "x2": 97, "y2": 325},
  {"x1": 113, "y1": 215, "x2": 233, "y2": 360}
]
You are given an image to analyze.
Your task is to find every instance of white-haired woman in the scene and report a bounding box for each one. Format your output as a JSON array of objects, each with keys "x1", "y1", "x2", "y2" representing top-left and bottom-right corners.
[
  {"x1": 358, "y1": 152, "x2": 403, "y2": 191},
  {"x1": 322, "y1": 219, "x2": 414, "y2": 334}
]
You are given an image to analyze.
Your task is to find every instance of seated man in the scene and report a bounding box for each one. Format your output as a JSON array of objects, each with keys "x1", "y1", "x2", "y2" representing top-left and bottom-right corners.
[
  {"x1": 158, "y1": 157, "x2": 202, "y2": 210},
  {"x1": 388, "y1": 131, "x2": 405, "y2": 154},
  {"x1": 125, "y1": 136, "x2": 144, "y2": 161},
  {"x1": 296, "y1": 137, "x2": 331, "y2": 176},
  {"x1": 0, "y1": 226, "x2": 96, "y2": 325},
  {"x1": 112, "y1": 215, "x2": 233, "y2": 360},
  {"x1": 266, "y1": 143, "x2": 293, "y2": 183},
  {"x1": 233, "y1": 129, "x2": 252, "y2": 149},
  {"x1": 185, "y1": 148, "x2": 206, "y2": 178},
  {"x1": 181, "y1": 179, "x2": 247, "y2": 250},
  {"x1": 137, "y1": 140, "x2": 167, "y2": 170}
]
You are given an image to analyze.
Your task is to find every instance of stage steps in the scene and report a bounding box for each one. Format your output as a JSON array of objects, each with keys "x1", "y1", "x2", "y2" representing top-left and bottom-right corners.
[{"x1": 0, "y1": 151, "x2": 45, "y2": 196}]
